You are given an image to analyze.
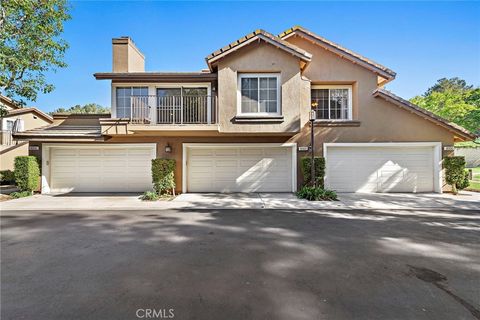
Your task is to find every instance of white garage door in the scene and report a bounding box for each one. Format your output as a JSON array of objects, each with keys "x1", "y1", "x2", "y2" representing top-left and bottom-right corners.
[
  {"x1": 325, "y1": 144, "x2": 439, "y2": 193},
  {"x1": 49, "y1": 144, "x2": 156, "y2": 192},
  {"x1": 186, "y1": 144, "x2": 294, "y2": 192}
]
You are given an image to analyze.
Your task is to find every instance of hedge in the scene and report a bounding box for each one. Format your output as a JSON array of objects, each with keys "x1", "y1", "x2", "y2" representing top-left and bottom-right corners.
[
  {"x1": 0, "y1": 170, "x2": 15, "y2": 185},
  {"x1": 300, "y1": 156, "x2": 325, "y2": 187},
  {"x1": 443, "y1": 156, "x2": 469, "y2": 194},
  {"x1": 14, "y1": 156, "x2": 40, "y2": 193},
  {"x1": 152, "y1": 159, "x2": 176, "y2": 195}
]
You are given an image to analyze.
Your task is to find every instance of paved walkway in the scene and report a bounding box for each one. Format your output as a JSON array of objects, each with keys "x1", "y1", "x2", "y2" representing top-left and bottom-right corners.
[{"x1": 1, "y1": 191, "x2": 479, "y2": 211}]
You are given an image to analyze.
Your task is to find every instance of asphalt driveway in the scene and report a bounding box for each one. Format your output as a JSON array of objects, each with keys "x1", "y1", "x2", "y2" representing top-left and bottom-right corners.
[{"x1": 1, "y1": 208, "x2": 479, "y2": 320}]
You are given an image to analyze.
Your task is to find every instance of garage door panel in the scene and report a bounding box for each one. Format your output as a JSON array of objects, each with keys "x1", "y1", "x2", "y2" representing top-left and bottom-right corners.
[
  {"x1": 50, "y1": 145, "x2": 155, "y2": 193},
  {"x1": 326, "y1": 145, "x2": 435, "y2": 193},
  {"x1": 187, "y1": 145, "x2": 293, "y2": 192}
]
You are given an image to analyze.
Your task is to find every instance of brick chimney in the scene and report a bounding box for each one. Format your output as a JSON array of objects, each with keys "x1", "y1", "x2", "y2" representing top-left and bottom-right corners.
[{"x1": 112, "y1": 37, "x2": 145, "y2": 72}]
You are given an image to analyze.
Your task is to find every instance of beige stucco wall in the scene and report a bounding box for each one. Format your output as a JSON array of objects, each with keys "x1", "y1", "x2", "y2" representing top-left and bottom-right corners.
[
  {"x1": 4, "y1": 112, "x2": 51, "y2": 131},
  {"x1": 282, "y1": 36, "x2": 455, "y2": 151},
  {"x1": 216, "y1": 41, "x2": 310, "y2": 133},
  {"x1": 0, "y1": 142, "x2": 29, "y2": 171}
]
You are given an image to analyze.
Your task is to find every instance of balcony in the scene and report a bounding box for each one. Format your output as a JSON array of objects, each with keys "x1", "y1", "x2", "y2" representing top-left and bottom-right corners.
[
  {"x1": 129, "y1": 95, "x2": 218, "y2": 125},
  {"x1": 0, "y1": 130, "x2": 13, "y2": 146}
]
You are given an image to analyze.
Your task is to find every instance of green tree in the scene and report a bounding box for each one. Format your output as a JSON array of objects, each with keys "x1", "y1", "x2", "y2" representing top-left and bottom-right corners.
[
  {"x1": 51, "y1": 103, "x2": 109, "y2": 114},
  {"x1": 410, "y1": 78, "x2": 480, "y2": 134},
  {"x1": 0, "y1": 0, "x2": 71, "y2": 106}
]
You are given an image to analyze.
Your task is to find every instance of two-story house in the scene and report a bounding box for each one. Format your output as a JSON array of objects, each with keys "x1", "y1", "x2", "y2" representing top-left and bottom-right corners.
[
  {"x1": 15, "y1": 26, "x2": 476, "y2": 194},
  {"x1": 0, "y1": 95, "x2": 53, "y2": 171}
]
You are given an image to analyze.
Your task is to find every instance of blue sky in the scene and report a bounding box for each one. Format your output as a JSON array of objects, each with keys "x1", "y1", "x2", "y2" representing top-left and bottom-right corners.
[{"x1": 29, "y1": 1, "x2": 480, "y2": 112}]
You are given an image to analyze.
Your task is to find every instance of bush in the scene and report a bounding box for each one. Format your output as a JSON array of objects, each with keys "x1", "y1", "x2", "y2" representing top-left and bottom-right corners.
[
  {"x1": 141, "y1": 191, "x2": 159, "y2": 201},
  {"x1": 10, "y1": 191, "x2": 32, "y2": 199},
  {"x1": 444, "y1": 156, "x2": 469, "y2": 194},
  {"x1": 300, "y1": 156, "x2": 325, "y2": 187},
  {"x1": 296, "y1": 186, "x2": 338, "y2": 201},
  {"x1": 0, "y1": 170, "x2": 15, "y2": 185},
  {"x1": 152, "y1": 159, "x2": 175, "y2": 195},
  {"x1": 14, "y1": 156, "x2": 40, "y2": 193}
]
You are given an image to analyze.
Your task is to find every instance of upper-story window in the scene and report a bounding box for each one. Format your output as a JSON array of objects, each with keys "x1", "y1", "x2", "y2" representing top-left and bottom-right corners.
[
  {"x1": 115, "y1": 87, "x2": 148, "y2": 118},
  {"x1": 311, "y1": 85, "x2": 352, "y2": 120},
  {"x1": 238, "y1": 73, "x2": 280, "y2": 115}
]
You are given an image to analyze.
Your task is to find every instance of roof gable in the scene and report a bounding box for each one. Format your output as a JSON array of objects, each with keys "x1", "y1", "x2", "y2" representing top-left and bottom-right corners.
[
  {"x1": 6, "y1": 107, "x2": 53, "y2": 123},
  {"x1": 206, "y1": 29, "x2": 312, "y2": 71},
  {"x1": 373, "y1": 89, "x2": 476, "y2": 141},
  {"x1": 279, "y1": 26, "x2": 396, "y2": 85}
]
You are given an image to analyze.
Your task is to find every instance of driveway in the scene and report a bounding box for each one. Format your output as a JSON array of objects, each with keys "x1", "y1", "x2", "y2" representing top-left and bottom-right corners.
[
  {"x1": 1, "y1": 208, "x2": 479, "y2": 319},
  {"x1": 2, "y1": 191, "x2": 480, "y2": 210}
]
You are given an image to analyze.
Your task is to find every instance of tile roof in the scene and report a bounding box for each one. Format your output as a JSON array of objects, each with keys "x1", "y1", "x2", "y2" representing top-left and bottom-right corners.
[
  {"x1": 13, "y1": 125, "x2": 103, "y2": 139},
  {"x1": 7, "y1": 107, "x2": 53, "y2": 122},
  {"x1": 373, "y1": 88, "x2": 476, "y2": 141},
  {"x1": 279, "y1": 26, "x2": 396, "y2": 80},
  {"x1": 205, "y1": 29, "x2": 312, "y2": 70}
]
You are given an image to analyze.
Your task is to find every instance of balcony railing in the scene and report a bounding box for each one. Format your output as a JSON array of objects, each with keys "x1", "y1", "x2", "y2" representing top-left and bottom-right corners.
[
  {"x1": 0, "y1": 130, "x2": 13, "y2": 146},
  {"x1": 130, "y1": 95, "x2": 217, "y2": 125}
]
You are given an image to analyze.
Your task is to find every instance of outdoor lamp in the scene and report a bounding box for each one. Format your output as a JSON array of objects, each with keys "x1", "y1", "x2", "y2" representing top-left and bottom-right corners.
[
  {"x1": 165, "y1": 143, "x2": 172, "y2": 153},
  {"x1": 309, "y1": 109, "x2": 316, "y2": 186}
]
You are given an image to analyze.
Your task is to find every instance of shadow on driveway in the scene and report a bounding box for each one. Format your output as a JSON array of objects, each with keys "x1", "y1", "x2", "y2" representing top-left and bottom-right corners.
[{"x1": 1, "y1": 208, "x2": 479, "y2": 320}]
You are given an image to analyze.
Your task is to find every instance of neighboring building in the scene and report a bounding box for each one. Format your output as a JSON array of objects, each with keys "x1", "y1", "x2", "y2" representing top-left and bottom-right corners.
[
  {"x1": 15, "y1": 26, "x2": 476, "y2": 194},
  {"x1": 0, "y1": 95, "x2": 53, "y2": 171}
]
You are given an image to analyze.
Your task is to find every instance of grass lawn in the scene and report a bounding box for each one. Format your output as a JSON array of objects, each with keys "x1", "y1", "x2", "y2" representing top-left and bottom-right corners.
[{"x1": 466, "y1": 167, "x2": 480, "y2": 192}]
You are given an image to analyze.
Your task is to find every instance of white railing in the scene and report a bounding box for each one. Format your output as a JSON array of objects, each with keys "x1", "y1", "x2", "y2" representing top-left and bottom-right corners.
[
  {"x1": 130, "y1": 95, "x2": 217, "y2": 125},
  {"x1": 0, "y1": 130, "x2": 13, "y2": 145}
]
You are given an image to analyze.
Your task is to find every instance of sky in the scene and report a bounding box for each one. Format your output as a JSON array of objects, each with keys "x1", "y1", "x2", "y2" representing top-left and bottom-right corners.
[{"x1": 27, "y1": 1, "x2": 480, "y2": 112}]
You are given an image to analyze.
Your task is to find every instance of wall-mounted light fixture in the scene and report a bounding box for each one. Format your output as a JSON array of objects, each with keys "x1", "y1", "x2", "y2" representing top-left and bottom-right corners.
[{"x1": 165, "y1": 143, "x2": 172, "y2": 153}]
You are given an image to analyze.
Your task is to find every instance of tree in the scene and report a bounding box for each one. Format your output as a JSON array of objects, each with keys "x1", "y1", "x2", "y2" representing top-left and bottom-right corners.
[
  {"x1": 51, "y1": 103, "x2": 109, "y2": 114},
  {"x1": 424, "y1": 77, "x2": 473, "y2": 96},
  {"x1": 0, "y1": 0, "x2": 71, "y2": 106},
  {"x1": 410, "y1": 78, "x2": 480, "y2": 134}
]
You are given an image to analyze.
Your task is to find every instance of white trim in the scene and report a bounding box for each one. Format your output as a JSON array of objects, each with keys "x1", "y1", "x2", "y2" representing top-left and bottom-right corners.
[
  {"x1": 311, "y1": 85, "x2": 353, "y2": 121},
  {"x1": 41, "y1": 143, "x2": 157, "y2": 194},
  {"x1": 182, "y1": 143, "x2": 297, "y2": 193},
  {"x1": 323, "y1": 142, "x2": 442, "y2": 193},
  {"x1": 237, "y1": 73, "x2": 281, "y2": 117}
]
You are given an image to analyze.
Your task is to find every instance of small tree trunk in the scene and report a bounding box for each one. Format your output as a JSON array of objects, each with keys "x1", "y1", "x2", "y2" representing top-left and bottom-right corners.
[{"x1": 451, "y1": 183, "x2": 457, "y2": 195}]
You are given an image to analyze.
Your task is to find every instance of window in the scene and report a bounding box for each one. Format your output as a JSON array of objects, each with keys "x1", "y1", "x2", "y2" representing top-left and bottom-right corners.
[
  {"x1": 5, "y1": 120, "x2": 15, "y2": 131},
  {"x1": 311, "y1": 85, "x2": 352, "y2": 120},
  {"x1": 238, "y1": 74, "x2": 280, "y2": 115},
  {"x1": 115, "y1": 87, "x2": 148, "y2": 118}
]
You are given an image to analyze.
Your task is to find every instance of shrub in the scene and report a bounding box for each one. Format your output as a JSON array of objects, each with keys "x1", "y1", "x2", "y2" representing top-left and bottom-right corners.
[
  {"x1": 443, "y1": 156, "x2": 469, "y2": 194},
  {"x1": 14, "y1": 156, "x2": 40, "y2": 193},
  {"x1": 0, "y1": 170, "x2": 15, "y2": 185},
  {"x1": 141, "y1": 191, "x2": 159, "y2": 201},
  {"x1": 10, "y1": 191, "x2": 32, "y2": 199},
  {"x1": 152, "y1": 159, "x2": 176, "y2": 195},
  {"x1": 296, "y1": 186, "x2": 338, "y2": 201},
  {"x1": 300, "y1": 156, "x2": 325, "y2": 187}
]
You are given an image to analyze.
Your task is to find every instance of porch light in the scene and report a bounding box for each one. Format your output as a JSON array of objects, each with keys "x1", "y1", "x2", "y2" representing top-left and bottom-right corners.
[{"x1": 165, "y1": 143, "x2": 172, "y2": 153}]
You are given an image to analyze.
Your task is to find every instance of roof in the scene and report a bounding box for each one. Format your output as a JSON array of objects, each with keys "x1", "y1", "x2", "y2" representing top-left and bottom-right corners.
[
  {"x1": 94, "y1": 72, "x2": 217, "y2": 82},
  {"x1": 13, "y1": 124, "x2": 103, "y2": 140},
  {"x1": 373, "y1": 88, "x2": 476, "y2": 141},
  {"x1": 205, "y1": 29, "x2": 312, "y2": 71},
  {"x1": 6, "y1": 107, "x2": 53, "y2": 123},
  {"x1": 279, "y1": 26, "x2": 396, "y2": 83},
  {"x1": 0, "y1": 95, "x2": 20, "y2": 109}
]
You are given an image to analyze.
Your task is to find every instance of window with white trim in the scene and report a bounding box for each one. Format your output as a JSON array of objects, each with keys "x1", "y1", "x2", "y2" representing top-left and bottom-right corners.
[
  {"x1": 238, "y1": 73, "x2": 280, "y2": 115},
  {"x1": 115, "y1": 87, "x2": 148, "y2": 118},
  {"x1": 311, "y1": 85, "x2": 352, "y2": 120}
]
